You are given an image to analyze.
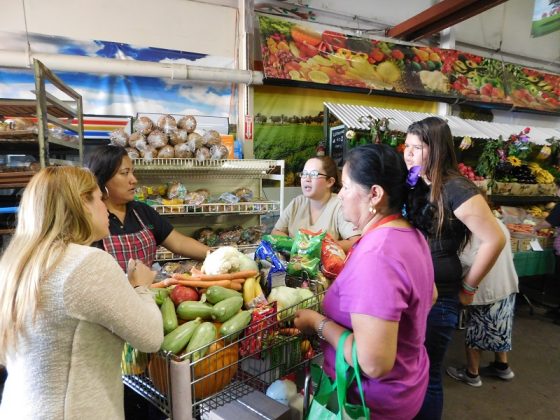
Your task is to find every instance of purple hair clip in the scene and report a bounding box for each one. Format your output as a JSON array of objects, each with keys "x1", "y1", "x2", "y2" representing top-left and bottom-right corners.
[{"x1": 406, "y1": 166, "x2": 422, "y2": 187}]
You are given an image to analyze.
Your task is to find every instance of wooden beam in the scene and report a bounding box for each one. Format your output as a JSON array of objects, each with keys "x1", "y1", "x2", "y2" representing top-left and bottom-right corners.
[{"x1": 387, "y1": 0, "x2": 508, "y2": 41}]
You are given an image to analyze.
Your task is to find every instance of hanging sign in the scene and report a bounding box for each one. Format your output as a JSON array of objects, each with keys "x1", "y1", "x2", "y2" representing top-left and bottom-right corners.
[{"x1": 244, "y1": 115, "x2": 254, "y2": 141}]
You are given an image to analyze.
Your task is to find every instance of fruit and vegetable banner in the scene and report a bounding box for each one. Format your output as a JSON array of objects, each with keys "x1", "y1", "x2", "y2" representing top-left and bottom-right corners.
[{"x1": 258, "y1": 15, "x2": 560, "y2": 113}]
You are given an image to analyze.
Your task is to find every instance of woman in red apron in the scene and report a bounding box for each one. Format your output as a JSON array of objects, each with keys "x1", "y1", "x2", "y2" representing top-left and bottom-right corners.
[{"x1": 86, "y1": 144, "x2": 209, "y2": 272}]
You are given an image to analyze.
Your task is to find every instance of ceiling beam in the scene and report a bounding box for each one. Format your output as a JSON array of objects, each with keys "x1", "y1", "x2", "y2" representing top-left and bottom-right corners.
[{"x1": 386, "y1": 0, "x2": 508, "y2": 42}]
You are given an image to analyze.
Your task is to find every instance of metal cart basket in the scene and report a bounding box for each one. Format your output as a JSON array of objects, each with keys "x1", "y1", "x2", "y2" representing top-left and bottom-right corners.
[{"x1": 123, "y1": 280, "x2": 327, "y2": 419}]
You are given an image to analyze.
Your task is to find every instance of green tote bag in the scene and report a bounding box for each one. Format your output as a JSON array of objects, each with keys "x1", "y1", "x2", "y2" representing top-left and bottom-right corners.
[{"x1": 306, "y1": 330, "x2": 370, "y2": 420}]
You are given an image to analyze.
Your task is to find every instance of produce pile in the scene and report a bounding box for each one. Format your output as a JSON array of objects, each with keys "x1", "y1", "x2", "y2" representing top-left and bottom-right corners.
[
  {"x1": 146, "y1": 245, "x2": 324, "y2": 399},
  {"x1": 109, "y1": 114, "x2": 229, "y2": 161}
]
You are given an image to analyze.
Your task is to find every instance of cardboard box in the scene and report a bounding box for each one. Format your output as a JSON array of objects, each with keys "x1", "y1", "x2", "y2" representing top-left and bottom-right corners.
[{"x1": 204, "y1": 391, "x2": 291, "y2": 420}]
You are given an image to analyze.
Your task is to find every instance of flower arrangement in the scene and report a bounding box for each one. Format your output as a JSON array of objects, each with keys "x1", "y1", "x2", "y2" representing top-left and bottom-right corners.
[
  {"x1": 346, "y1": 116, "x2": 404, "y2": 148},
  {"x1": 504, "y1": 127, "x2": 532, "y2": 160}
]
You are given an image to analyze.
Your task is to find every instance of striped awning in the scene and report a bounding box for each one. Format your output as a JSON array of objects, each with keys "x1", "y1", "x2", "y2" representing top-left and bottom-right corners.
[{"x1": 324, "y1": 102, "x2": 560, "y2": 145}]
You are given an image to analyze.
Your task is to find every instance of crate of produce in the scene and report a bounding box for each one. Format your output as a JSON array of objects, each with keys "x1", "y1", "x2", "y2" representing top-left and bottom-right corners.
[
  {"x1": 123, "y1": 279, "x2": 325, "y2": 420},
  {"x1": 509, "y1": 237, "x2": 519, "y2": 253},
  {"x1": 493, "y1": 182, "x2": 514, "y2": 195},
  {"x1": 512, "y1": 233, "x2": 534, "y2": 252}
]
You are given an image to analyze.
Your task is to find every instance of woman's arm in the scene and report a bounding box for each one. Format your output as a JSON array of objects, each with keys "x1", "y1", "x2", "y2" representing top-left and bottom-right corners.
[
  {"x1": 271, "y1": 229, "x2": 289, "y2": 236},
  {"x1": 454, "y1": 194, "x2": 506, "y2": 304},
  {"x1": 337, "y1": 235, "x2": 360, "y2": 253},
  {"x1": 162, "y1": 230, "x2": 210, "y2": 261},
  {"x1": 294, "y1": 309, "x2": 398, "y2": 378},
  {"x1": 65, "y1": 250, "x2": 163, "y2": 352}
]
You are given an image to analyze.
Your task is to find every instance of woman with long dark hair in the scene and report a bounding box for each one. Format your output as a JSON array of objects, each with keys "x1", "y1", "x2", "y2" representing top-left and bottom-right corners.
[{"x1": 404, "y1": 117, "x2": 505, "y2": 419}]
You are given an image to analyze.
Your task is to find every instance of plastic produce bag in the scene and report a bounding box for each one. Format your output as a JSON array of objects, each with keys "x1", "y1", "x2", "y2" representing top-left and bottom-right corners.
[
  {"x1": 321, "y1": 233, "x2": 346, "y2": 280},
  {"x1": 287, "y1": 229, "x2": 326, "y2": 278},
  {"x1": 255, "y1": 241, "x2": 287, "y2": 289},
  {"x1": 262, "y1": 234, "x2": 294, "y2": 253}
]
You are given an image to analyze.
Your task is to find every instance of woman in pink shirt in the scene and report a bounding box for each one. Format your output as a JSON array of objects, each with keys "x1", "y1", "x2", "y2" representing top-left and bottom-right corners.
[{"x1": 295, "y1": 144, "x2": 435, "y2": 419}]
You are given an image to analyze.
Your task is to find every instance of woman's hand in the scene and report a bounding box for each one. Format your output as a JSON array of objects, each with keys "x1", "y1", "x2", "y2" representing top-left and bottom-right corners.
[
  {"x1": 127, "y1": 259, "x2": 156, "y2": 288},
  {"x1": 459, "y1": 289, "x2": 475, "y2": 306},
  {"x1": 294, "y1": 309, "x2": 324, "y2": 335}
]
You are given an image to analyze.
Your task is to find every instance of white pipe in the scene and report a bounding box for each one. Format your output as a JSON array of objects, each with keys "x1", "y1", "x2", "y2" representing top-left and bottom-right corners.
[{"x1": 0, "y1": 51, "x2": 264, "y2": 85}]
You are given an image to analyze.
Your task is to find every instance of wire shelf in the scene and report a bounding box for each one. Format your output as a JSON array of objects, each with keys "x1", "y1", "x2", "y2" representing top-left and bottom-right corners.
[
  {"x1": 125, "y1": 283, "x2": 327, "y2": 419},
  {"x1": 133, "y1": 158, "x2": 281, "y2": 177},
  {"x1": 150, "y1": 200, "x2": 280, "y2": 216}
]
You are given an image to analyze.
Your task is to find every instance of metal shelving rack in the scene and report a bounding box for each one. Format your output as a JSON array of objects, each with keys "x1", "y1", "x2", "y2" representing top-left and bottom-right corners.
[
  {"x1": 0, "y1": 60, "x2": 84, "y2": 240},
  {"x1": 33, "y1": 59, "x2": 84, "y2": 167},
  {"x1": 133, "y1": 158, "x2": 285, "y2": 262}
]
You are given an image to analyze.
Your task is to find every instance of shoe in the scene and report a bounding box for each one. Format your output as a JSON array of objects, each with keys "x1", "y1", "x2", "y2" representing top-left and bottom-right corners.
[
  {"x1": 479, "y1": 363, "x2": 515, "y2": 380},
  {"x1": 446, "y1": 366, "x2": 482, "y2": 387}
]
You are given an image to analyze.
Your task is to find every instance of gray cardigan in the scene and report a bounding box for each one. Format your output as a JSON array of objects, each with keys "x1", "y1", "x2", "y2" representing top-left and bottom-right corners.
[{"x1": 0, "y1": 244, "x2": 163, "y2": 419}]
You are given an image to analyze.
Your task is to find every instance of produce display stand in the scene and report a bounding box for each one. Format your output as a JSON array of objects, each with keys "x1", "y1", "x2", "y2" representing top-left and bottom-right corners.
[{"x1": 123, "y1": 280, "x2": 326, "y2": 419}]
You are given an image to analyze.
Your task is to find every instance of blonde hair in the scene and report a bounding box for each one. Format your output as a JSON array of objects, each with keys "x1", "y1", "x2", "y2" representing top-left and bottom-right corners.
[{"x1": 0, "y1": 166, "x2": 99, "y2": 363}]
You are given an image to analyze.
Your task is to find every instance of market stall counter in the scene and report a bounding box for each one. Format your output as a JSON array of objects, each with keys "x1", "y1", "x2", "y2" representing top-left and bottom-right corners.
[{"x1": 513, "y1": 249, "x2": 556, "y2": 277}]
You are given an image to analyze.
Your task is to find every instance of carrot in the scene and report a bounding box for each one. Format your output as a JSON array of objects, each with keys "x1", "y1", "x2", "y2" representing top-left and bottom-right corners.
[
  {"x1": 229, "y1": 282, "x2": 242, "y2": 291},
  {"x1": 279, "y1": 327, "x2": 301, "y2": 336},
  {"x1": 172, "y1": 270, "x2": 258, "y2": 282},
  {"x1": 150, "y1": 278, "x2": 179, "y2": 288},
  {"x1": 175, "y1": 279, "x2": 232, "y2": 289},
  {"x1": 230, "y1": 278, "x2": 247, "y2": 284}
]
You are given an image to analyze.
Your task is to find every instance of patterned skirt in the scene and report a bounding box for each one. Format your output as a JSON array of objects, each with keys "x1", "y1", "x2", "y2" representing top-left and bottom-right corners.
[{"x1": 465, "y1": 293, "x2": 516, "y2": 352}]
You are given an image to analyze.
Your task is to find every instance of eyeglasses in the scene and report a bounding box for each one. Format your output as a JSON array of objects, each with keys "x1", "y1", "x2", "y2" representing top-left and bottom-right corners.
[{"x1": 297, "y1": 170, "x2": 328, "y2": 179}]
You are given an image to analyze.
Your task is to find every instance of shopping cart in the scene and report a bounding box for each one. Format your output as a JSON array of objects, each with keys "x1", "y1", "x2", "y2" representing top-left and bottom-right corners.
[{"x1": 123, "y1": 279, "x2": 327, "y2": 420}]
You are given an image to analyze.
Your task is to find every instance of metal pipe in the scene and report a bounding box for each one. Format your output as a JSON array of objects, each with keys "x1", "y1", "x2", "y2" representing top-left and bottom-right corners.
[{"x1": 0, "y1": 51, "x2": 264, "y2": 85}]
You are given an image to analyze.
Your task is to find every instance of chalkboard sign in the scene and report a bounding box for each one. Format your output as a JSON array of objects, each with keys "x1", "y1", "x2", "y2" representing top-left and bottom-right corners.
[{"x1": 328, "y1": 125, "x2": 346, "y2": 167}]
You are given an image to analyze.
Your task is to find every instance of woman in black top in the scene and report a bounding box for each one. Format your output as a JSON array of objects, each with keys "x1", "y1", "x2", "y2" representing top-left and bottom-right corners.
[
  {"x1": 86, "y1": 145, "x2": 209, "y2": 272},
  {"x1": 404, "y1": 117, "x2": 505, "y2": 420}
]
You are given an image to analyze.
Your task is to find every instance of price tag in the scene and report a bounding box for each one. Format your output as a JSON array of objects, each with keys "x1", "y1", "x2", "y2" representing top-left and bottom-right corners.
[{"x1": 530, "y1": 238, "x2": 543, "y2": 251}]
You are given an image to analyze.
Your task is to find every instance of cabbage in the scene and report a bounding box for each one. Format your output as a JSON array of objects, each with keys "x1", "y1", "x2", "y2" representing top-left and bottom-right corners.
[
  {"x1": 238, "y1": 252, "x2": 259, "y2": 272},
  {"x1": 268, "y1": 286, "x2": 319, "y2": 319}
]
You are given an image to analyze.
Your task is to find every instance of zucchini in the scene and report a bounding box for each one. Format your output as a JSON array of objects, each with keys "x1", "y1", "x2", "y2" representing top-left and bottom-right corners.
[
  {"x1": 211, "y1": 296, "x2": 244, "y2": 323},
  {"x1": 161, "y1": 318, "x2": 202, "y2": 354},
  {"x1": 151, "y1": 288, "x2": 170, "y2": 306},
  {"x1": 161, "y1": 296, "x2": 178, "y2": 335},
  {"x1": 186, "y1": 322, "x2": 218, "y2": 361},
  {"x1": 205, "y1": 286, "x2": 241, "y2": 304},
  {"x1": 177, "y1": 301, "x2": 214, "y2": 321},
  {"x1": 220, "y1": 310, "x2": 252, "y2": 340}
]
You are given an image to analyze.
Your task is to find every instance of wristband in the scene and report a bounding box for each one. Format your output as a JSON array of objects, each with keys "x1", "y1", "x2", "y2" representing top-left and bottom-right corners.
[
  {"x1": 317, "y1": 318, "x2": 331, "y2": 341},
  {"x1": 462, "y1": 281, "x2": 478, "y2": 293},
  {"x1": 461, "y1": 287, "x2": 476, "y2": 295}
]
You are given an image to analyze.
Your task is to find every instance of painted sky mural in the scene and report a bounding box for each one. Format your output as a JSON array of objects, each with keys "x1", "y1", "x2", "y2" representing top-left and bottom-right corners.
[{"x1": 0, "y1": 31, "x2": 235, "y2": 118}]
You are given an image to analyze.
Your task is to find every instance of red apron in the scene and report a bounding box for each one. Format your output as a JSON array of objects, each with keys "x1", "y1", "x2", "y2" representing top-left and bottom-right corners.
[{"x1": 103, "y1": 209, "x2": 157, "y2": 272}]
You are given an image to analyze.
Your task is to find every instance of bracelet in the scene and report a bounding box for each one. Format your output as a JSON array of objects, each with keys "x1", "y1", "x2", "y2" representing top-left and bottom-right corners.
[
  {"x1": 461, "y1": 287, "x2": 476, "y2": 296},
  {"x1": 317, "y1": 318, "x2": 331, "y2": 341},
  {"x1": 462, "y1": 281, "x2": 478, "y2": 293}
]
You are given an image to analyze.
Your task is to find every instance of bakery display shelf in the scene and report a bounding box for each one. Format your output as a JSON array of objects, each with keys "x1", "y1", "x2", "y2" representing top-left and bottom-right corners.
[
  {"x1": 156, "y1": 243, "x2": 259, "y2": 262},
  {"x1": 0, "y1": 129, "x2": 39, "y2": 140},
  {"x1": 0, "y1": 171, "x2": 37, "y2": 188},
  {"x1": 150, "y1": 200, "x2": 280, "y2": 216},
  {"x1": 133, "y1": 158, "x2": 281, "y2": 176},
  {"x1": 489, "y1": 195, "x2": 559, "y2": 204}
]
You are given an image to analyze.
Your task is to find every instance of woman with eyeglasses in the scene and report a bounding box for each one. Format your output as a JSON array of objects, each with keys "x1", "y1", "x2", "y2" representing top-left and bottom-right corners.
[
  {"x1": 85, "y1": 144, "x2": 209, "y2": 272},
  {"x1": 271, "y1": 156, "x2": 360, "y2": 252},
  {"x1": 403, "y1": 117, "x2": 505, "y2": 420}
]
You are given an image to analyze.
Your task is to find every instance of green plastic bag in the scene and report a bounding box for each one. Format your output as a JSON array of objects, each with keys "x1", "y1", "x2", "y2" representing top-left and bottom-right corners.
[{"x1": 306, "y1": 331, "x2": 370, "y2": 420}]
